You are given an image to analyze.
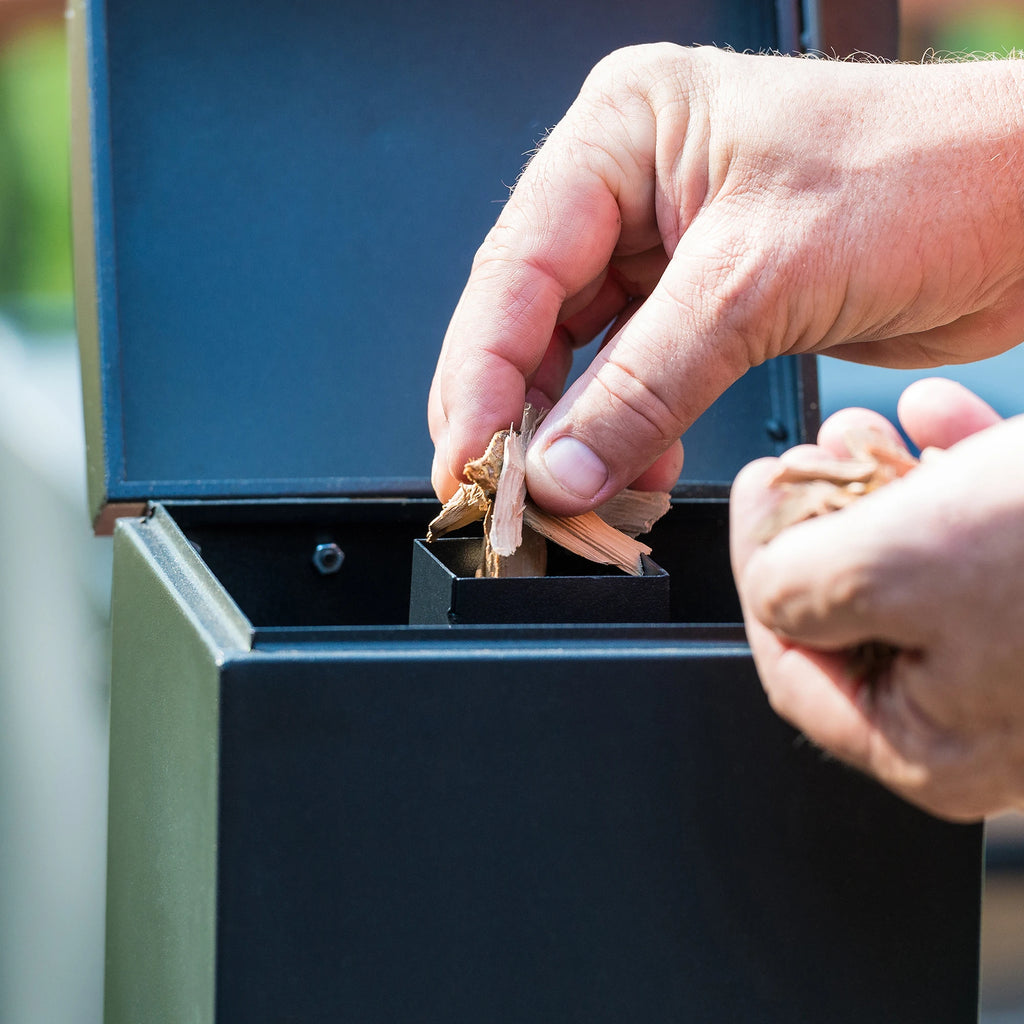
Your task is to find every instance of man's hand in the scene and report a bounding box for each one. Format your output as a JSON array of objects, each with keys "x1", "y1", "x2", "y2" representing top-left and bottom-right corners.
[
  {"x1": 731, "y1": 378, "x2": 1024, "y2": 821},
  {"x1": 430, "y1": 45, "x2": 1024, "y2": 514}
]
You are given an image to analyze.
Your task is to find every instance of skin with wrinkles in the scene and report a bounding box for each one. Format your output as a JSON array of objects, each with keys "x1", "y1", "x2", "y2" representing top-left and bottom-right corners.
[
  {"x1": 429, "y1": 44, "x2": 1024, "y2": 819},
  {"x1": 732, "y1": 379, "x2": 1024, "y2": 821}
]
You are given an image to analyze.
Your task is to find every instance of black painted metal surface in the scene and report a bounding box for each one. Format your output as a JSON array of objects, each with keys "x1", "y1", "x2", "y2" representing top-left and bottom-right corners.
[
  {"x1": 409, "y1": 538, "x2": 671, "y2": 625},
  {"x1": 214, "y1": 644, "x2": 982, "y2": 1023}
]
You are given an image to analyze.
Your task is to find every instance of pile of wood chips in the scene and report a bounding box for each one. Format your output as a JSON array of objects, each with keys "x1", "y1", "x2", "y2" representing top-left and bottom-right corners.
[
  {"x1": 756, "y1": 429, "x2": 920, "y2": 543},
  {"x1": 427, "y1": 405, "x2": 671, "y2": 578},
  {"x1": 756, "y1": 429, "x2": 924, "y2": 681}
]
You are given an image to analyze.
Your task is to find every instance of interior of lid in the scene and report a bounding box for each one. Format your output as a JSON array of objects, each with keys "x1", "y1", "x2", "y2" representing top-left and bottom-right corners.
[{"x1": 86, "y1": 0, "x2": 791, "y2": 501}]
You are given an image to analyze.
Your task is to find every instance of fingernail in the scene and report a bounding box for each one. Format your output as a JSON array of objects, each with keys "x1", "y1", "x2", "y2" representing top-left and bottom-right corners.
[{"x1": 541, "y1": 436, "x2": 608, "y2": 500}]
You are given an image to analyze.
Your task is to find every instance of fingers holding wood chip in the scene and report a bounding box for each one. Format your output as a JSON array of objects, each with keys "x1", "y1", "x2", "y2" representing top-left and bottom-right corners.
[{"x1": 427, "y1": 404, "x2": 672, "y2": 578}]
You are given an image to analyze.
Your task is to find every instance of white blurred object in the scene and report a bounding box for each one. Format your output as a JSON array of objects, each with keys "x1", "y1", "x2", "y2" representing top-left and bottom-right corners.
[{"x1": 0, "y1": 317, "x2": 110, "y2": 1024}]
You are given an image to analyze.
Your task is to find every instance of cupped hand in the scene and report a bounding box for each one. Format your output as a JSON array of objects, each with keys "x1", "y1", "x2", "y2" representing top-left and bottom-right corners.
[
  {"x1": 430, "y1": 45, "x2": 1024, "y2": 514},
  {"x1": 731, "y1": 378, "x2": 1024, "y2": 821}
]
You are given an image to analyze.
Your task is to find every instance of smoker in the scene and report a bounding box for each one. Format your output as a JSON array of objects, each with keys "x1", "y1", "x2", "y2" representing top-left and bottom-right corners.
[{"x1": 70, "y1": 1, "x2": 982, "y2": 1021}]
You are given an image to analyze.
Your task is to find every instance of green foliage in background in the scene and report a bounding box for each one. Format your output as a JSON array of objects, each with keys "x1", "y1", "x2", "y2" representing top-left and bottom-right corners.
[
  {"x1": 936, "y1": 4, "x2": 1024, "y2": 57},
  {"x1": 0, "y1": 25, "x2": 72, "y2": 312}
]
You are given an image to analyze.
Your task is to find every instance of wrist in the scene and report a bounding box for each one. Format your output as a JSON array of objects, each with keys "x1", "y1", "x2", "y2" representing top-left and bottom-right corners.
[{"x1": 907, "y1": 59, "x2": 1024, "y2": 289}]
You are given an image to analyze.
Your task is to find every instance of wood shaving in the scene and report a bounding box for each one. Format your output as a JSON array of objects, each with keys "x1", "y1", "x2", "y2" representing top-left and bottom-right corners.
[
  {"x1": 482, "y1": 523, "x2": 547, "y2": 578},
  {"x1": 523, "y1": 504, "x2": 652, "y2": 576},
  {"x1": 489, "y1": 427, "x2": 526, "y2": 557}
]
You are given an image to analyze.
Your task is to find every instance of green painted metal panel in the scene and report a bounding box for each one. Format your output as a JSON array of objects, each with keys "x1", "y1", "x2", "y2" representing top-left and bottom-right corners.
[
  {"x1": 67, "y1": 0, "x2": 107, "y2": 525},
  {"x1": 105, "y1": 508, "x2": 249, "y2": 1024}
]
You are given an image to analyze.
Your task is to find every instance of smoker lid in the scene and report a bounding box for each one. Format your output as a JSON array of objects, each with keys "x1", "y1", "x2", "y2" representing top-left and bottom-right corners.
[{"x1": 72, "y1": 0, "x2": 814, "y2": 528}]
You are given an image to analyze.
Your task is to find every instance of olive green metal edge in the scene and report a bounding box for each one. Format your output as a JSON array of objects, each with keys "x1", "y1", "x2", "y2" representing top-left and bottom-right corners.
[
  {"x1": 105, "y1": 507, "x2": 251, "y2": 1024},
  {"x1": 67, "y1": 0, "x2": 109, "y2": 529},
  {"x1": 136, "y1": 504, "x2": 254, "y2": 652}
]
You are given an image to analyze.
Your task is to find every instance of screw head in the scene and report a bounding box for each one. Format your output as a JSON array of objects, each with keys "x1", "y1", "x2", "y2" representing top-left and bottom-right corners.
[{"x1": 312, "y1": 542, "x2": 345, "y2": 575}]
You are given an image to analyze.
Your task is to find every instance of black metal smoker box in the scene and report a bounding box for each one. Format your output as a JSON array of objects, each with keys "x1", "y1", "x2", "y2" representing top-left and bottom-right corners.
[{"x1": 71, "y1": 1, "x2": 982, "y2": 1021}]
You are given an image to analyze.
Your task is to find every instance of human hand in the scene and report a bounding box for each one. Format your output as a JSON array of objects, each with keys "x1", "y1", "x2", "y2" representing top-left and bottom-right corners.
[
  {"x1": 430, "y1": 45, "x2": 1024, "y2": 514},
  {"x1": 731, "y1": 378, "x2": 1024, "y2": 821}
]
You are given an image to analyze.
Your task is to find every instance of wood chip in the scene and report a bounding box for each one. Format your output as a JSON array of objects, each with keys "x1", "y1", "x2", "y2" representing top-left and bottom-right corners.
[
  {"x1": 523, "y1": 504, "x2": 651, "y2": 576},
  {"x1": 489, "y1": 426, "x2": 526, "y2": 556},
  {"x1": 757, "y1": 428, "x2": 921, "y2": 682},
  {"x1": 757, "y1": 431, "x2": 919, "y2": 543},
  {"x1": 771, "y1": 458, "x2": 877, "y2": 487},
  {"x1": 464, "y1": 429, "x2": 507, "y2": 496},
  {"x1": 480, "y1": 524, "x2": 547, "y2": 578},
  {"x1": 426, "y1": 482, "x2": 491, "y2": 542},
  {"x1": 595, "y1": 488, "x2": 672, "y2": 537},
  {"x1": 518, "y1": 402, "x2": 545, "y2": 444}
]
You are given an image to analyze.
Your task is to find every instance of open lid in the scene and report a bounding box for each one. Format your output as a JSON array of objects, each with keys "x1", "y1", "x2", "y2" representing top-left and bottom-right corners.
[{"x1": 70, "y1": 0, "x2": 893, "y2": 530}]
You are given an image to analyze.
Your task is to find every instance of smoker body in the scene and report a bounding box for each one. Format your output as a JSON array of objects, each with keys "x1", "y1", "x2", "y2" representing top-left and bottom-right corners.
[
  {"x1": 107, "y1": 502, "x2": 980, "y2": 1023},
  {"x1": 69, "y1": 0, "x2": 983, "y2": 1021}
]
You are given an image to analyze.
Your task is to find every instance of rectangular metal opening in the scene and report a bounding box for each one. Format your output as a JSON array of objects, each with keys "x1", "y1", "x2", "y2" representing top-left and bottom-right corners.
[{"x1": 163, "y1": 499, "x2": 740, "y2": 630}]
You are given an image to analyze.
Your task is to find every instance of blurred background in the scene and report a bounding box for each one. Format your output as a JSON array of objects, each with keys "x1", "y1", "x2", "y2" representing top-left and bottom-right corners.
[{"x1": 1, "y1": 1, "x2": 1022, "y2": 1021}]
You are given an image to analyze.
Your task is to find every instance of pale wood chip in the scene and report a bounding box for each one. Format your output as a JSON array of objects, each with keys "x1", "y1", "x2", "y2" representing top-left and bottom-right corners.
[
  {"x1": 844, "y1": 429, "x2": 919, "y2": 476},
  {"x1": 519, "y1": 402, "x2": 545, "y2": 444},
  {"x1": 756, "y1": 480, "x2": 862, "y2": 542},
  {"x1": 429, "y1": 405, "x2": 662, "y2": 578},
  {"x1": 484, "y1": 403, "x2": 546, "y2": 564},
  {"x1": 865, "y1": 446, "x2": 918, "y2": 478},
  {"x1": 595, "y1": 488, "x2": 672, "y2": 537},
  {"x1": 478, "y1": 504, "x2": 494, "y2": 577},
  {"x1": 427, "y1": 482, "x2": 490, "y2": 541},
  {"x1": 524, "y1": 502, "x2": 651, "y2": 576},
  {"x1": 489, "y1": 427, "x2": 527, "y2": 556}
]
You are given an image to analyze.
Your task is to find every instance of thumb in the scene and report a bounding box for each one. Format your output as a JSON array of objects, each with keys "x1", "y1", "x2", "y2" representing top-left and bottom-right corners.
[{"x1": 524, "y1": 216, "x2": 766, "y2": 514}]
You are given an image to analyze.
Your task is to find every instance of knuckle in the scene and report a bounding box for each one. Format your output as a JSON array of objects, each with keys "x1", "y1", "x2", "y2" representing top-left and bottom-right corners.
[
  {"x1": 583, "y1": 42, "x2": 695, "y2": 95},
  {"x1": 825, "y1": 557, "x2": 883, "y2": 621},
  {"x1": 583, "y1": 44, "x2": 666, "y2": 93},
  {"x1": 752, "y1": 551, "x2": 879, "y2": 640},
  {"x1": 689, "y1": 229, "x2": 792, "y2": 366},
  {"x1": 590, "y1": 351, "x2": 686, "y2": 446},
  {"x1": 473, "y1": 218, "x2": 533, "y2": 270}
]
